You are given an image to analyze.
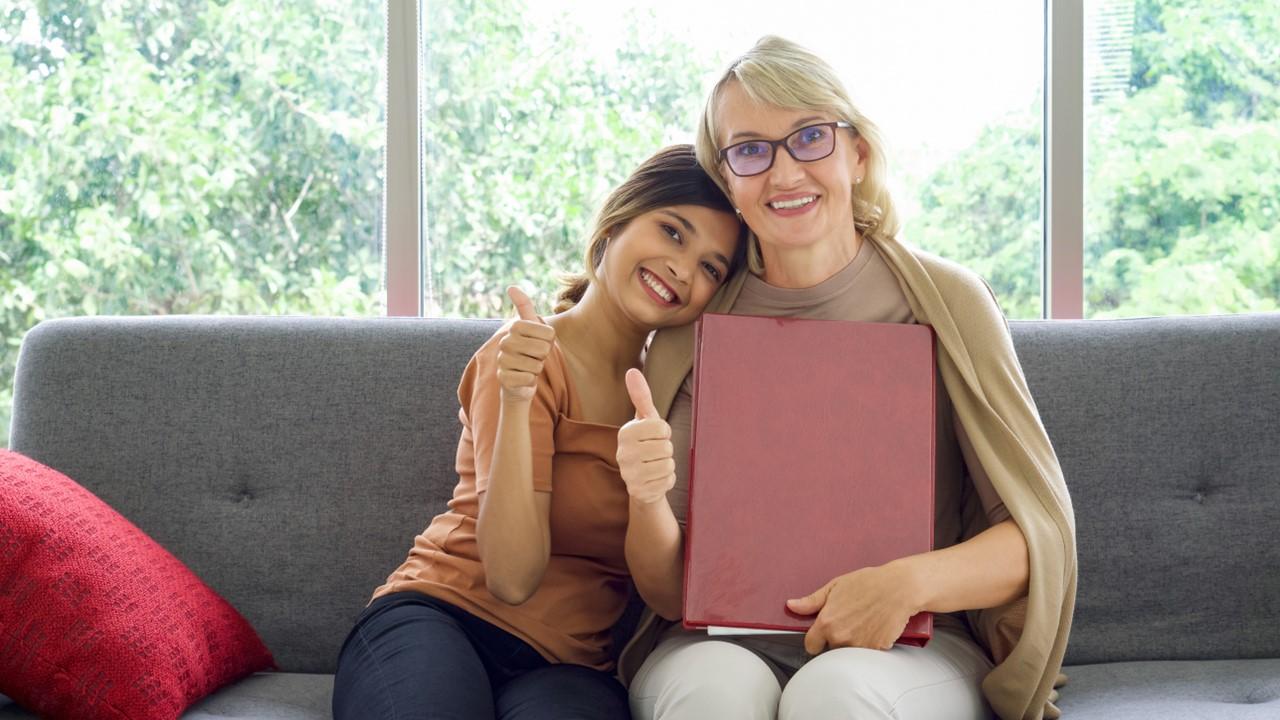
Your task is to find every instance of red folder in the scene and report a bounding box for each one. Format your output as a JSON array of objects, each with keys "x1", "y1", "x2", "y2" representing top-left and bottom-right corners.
[{"x1": 683, "y1": 313, "x2": 935, "y2": 646}]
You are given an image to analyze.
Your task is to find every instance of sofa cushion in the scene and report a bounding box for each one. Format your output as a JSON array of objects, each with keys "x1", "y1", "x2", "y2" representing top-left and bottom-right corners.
[
  {"x1": 1011, "y1": 314, "x2": 1280, "y2": 665},
  {"x1": 0, "y1": 450, "x2": 275, "y2": 719},
  {"x1": 1057, "y1": 659, "x2": 1280, "y2": 719},
  {"x1": 183, "y1": 673, "x2": 332, "y2": 719}
]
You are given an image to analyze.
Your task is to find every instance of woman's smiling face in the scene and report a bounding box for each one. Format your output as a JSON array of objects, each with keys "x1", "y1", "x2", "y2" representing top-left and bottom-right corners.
[
  {"x1": 596, "y1": 204, "x2": 740, "y2": 330},
  {"x1": 714, "y1": 80, "x2": 867, "y2": 260}
]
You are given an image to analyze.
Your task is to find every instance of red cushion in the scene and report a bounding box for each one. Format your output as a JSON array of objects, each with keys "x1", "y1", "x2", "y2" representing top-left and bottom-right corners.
[{"x1": 0, "y1": 449, "x2": 275, "y2": 719}]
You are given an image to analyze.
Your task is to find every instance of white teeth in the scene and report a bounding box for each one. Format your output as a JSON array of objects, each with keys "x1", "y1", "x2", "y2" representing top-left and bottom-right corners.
[
  {"x1": 770, "y1": 195, "x2": 817, "y2": 210},
  {"x1": 641, "y1": 270, "x2": 674, "y2": 302}
]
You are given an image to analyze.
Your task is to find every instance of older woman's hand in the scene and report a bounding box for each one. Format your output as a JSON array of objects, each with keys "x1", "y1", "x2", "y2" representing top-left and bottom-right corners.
[{"x1": 785, "y1": 560, "x2": 924, "y2": 655}]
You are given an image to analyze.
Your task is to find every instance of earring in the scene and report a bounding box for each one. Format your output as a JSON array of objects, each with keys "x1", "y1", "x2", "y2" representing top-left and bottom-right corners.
[
  {"x1": 734, "y1": 208, "x2": 742, "y2": 216},
  {"x1": 855, "y1": 177, "x2": 863, "y2": 185}
]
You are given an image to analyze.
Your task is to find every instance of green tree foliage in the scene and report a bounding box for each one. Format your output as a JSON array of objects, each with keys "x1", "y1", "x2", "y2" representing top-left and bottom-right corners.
[
  {"x1": 909, "y1": 104, "x2": 1044, "y2": 319},
  {"x1": 1088, "y1": 0, "x2": 1279, "y2": 316},
  {"x1": 1, "y1": 0, "x2": 385, "y2": 444},
  {"x1": 910, "y1": 0, "x2": 1279, "y2": 318},
  {"x1": 0, "y1": 0, "x2": 714, "y2": 446},
  {"x1": 5, "y1": 0, "x2": 1277, "y2": 448},
  {"x1": 421, "y1": 1, "x2": 714, "y2": 316}
]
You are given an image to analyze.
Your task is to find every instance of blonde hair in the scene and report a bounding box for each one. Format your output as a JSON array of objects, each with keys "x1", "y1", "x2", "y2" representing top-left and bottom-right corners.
[
  {"x1": 555, "y1": 144, "x2": 746, "y2": 312},
  {"x1": 695, "y1": 35, "x2": 900, "y2": 274}
]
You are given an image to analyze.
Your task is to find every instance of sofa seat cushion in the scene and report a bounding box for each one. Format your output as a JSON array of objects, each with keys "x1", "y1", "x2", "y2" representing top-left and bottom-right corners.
[
  {"x1": 1, "y1": 674, "x2": 332, "y2": 719},
  {"x1": 183, "y1": 673, "x2": 333, "y2": 719},
  {"x1": 1058, "y1": 658, "x2": 1280, "y2": 719}
]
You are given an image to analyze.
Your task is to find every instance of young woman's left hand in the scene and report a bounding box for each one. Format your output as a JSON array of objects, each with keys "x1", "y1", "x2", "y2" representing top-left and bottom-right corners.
[
  {"x1": 785, "y1": 562, "x2": 922, "y2": 655},
  {"x1": 616, "y1": 369, "x2": 677, "y2": 505}
]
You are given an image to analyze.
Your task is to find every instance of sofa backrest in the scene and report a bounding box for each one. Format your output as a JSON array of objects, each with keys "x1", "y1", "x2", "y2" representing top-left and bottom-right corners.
[
  {"x1": 9, "y1": 313, "x2": 1280, "y2": 671},
  {"x1": 10, "y1": 316, "x2": 501, "y2": 673},
  {"x1": 1011, "y1": 313, "x2": 1280, "y2": 666}
]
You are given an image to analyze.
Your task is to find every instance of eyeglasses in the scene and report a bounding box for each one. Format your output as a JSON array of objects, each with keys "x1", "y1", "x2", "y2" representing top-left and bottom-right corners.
[{"x1": 718, "y1": 121, "x2": 856, "y2": 177}]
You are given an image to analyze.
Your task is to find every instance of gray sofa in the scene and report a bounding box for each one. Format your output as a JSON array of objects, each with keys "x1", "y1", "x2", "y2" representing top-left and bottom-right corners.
[{"x1": 2, "y1": 313, "x2": 1278, "y2": 719}]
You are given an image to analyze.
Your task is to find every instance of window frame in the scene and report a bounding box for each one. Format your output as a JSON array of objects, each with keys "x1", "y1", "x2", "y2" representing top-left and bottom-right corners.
[{"x1": 385, "y1": 0, "x2": 422, "y2": 316}]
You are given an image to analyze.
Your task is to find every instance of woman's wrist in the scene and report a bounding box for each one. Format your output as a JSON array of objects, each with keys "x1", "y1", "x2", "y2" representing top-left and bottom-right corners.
[
  {"x1": 628, "y1": 493, "x2": 673, "y2": 517},
  {"x1": 499, "y1": 392, "x2": 534, "y2": 409},
  {"x1": 887, "y1": 555, "x2": 932, "y2": 614}
]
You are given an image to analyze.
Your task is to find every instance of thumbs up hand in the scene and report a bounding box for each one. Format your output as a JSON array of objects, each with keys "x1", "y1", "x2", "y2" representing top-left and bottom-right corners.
[
  {"x1": 616, "y1": 369, "x2": 677, "y2": 505},
  {"x1": 497, "y1": 286, "x2": 556, "y2": 402}
]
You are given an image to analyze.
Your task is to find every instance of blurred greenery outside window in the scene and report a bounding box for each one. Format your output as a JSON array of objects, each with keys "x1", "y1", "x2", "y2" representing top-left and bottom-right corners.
[
  {"x1": 419, "y1": 0, "x2": 1046, "y2": 318},
  {"x1": 1, "y1": 0, "x2": 385, "y2": 446},
  {"x1": 1083, "y1": 0, "x2": 1278, "y2": 317},
  {"x1": 2, "y1": 0, "x2": 1278, "y2": 448},
  {"x1": 418, "y1": 0, "x2": 1278, "y2": 319}
]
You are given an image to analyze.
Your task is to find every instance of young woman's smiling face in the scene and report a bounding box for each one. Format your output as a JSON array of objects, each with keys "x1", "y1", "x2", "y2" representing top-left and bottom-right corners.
[
  {"x1": 715, "y1": 81, "x2": 866, "y2": 261},
  {"x1": 596, "y1": 204, "x2": 740, "y2": 330}
]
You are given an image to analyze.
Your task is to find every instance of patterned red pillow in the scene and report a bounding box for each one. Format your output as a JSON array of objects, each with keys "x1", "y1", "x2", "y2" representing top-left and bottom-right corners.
[{"x1": 0, "y1": 449, "x2": 275, "y2": 719}]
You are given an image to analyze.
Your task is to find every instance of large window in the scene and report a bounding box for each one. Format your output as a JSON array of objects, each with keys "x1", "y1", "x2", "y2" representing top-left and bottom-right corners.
[
  {"x1": 5, "y1": 1, "x2": 1279, "y2": 447},
  {"x1": 1084, "y1": 0, "x2": 1279, "y2": 317},
  {"x1": 0, "y1": 0, "x2": 384, "y2": 444},
  {"x1": 420, "y1": 0, "x2": 1046, "y2": 318},
  {"x1": 411, "y1": 0, "x2": 1278, "y2": 322}
]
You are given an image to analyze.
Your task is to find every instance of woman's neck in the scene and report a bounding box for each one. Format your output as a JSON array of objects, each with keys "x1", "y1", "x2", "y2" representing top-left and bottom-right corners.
[
  {"x1": 549, "y1": 285, "x2": 648, "y2": 379},
  {"x1": 760, "y1": 231, "x2": 863, "y2": 289}
]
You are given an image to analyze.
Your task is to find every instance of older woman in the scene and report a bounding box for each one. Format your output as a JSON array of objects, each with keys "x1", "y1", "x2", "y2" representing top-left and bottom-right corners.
[{"x1": 613, "y1": 37, "x2": 1076, "y2": 720}]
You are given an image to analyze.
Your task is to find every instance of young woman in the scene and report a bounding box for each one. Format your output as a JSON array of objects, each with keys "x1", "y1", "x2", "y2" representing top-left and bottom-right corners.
[
  {"x1": 331, "y1": 144, "x2": 744, "y2": 720},
  {"x1": 616, "y1": 38, "x2": 1076, "y2": 720}
]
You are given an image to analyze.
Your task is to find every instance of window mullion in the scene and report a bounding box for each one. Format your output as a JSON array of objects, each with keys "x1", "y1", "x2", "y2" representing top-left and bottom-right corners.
[
  {"x1": 1045, "y1": 0, "x2": 1085, "y2": 319},
  {"x1": 384, "y1": 0, "x2": 422, "y2": 317}
]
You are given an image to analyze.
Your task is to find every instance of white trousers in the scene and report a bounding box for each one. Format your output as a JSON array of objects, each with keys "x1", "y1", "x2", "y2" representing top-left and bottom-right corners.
[{"x1": 629, "y1": 623, "x2": 994, "y2": 720}]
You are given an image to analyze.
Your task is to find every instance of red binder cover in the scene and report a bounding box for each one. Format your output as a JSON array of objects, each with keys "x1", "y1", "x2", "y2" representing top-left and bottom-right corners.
[{"x1": 683, "y1": 313, "x2": 935, "y2": 646}]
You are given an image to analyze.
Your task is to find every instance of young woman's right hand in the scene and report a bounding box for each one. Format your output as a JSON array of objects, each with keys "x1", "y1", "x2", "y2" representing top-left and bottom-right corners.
[
  {"x1": 617, "y1": 369, "x2": 677, "y2": 505},
  {"x1": 497, "y1": 286, "x2": 556, "y2": 403}
]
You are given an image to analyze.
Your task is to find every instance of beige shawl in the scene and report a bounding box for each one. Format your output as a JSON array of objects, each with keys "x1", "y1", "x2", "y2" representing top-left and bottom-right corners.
[{"x1": 620, "y1": 234, "x2": 1077, "y2": 720}]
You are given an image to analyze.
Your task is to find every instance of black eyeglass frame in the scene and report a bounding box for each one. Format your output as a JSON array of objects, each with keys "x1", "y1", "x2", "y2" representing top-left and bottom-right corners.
[{"x1": 717, "y1": 121, "x2": 857, "y2": 177}]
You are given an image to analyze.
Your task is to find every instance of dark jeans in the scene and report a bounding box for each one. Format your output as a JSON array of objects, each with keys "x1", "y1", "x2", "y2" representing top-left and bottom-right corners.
[{"x1": 333, "y1": 591, "x2": 630, "y2": 720}]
